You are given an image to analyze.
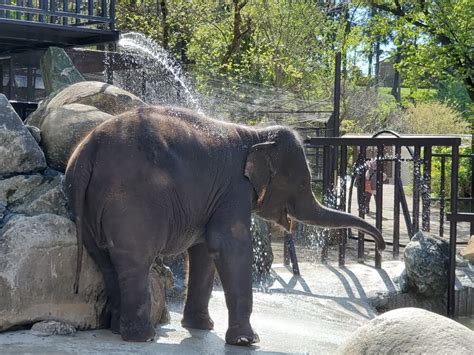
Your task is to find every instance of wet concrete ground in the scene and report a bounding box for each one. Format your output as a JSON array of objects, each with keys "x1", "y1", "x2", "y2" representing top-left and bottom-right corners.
[{"x1": 0, "y1": 261, "x2": 406, "y2": 354}]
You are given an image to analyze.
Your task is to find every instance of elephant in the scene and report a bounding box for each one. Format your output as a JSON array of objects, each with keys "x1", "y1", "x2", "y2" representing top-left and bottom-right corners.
[{"x1": 64, "y1": 105, "x2": 385, "y2": 345}]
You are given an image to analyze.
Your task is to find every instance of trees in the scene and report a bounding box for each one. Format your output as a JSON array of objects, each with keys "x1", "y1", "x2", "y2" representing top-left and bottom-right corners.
[{"x1": 366, "y1": 0, "x2": 474, "y2": 102}]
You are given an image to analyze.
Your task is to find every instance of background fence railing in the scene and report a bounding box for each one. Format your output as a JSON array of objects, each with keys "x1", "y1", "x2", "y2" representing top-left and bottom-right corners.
[
  {"x1": 303, "y1": 134, "x2": 472, "y2": 317},
  {"x1": 0, "y1": 0, "x2": 115, "y2": 29}
]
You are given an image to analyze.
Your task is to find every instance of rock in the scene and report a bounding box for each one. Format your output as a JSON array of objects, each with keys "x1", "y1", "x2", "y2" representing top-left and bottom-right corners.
[
  {"x1": 251, "y1": 216, "x2": 274, "y2": 287},
  {"x1": 0, "y1": 94, "x2": 46, "y2": 176},
  {"x1": 41, "y1": 47, "x2": 86, "y2": 95},
  {"x1": 0, "y1": 214, "x2": 168, "y2": 332},
  {"x1": 0, "y1": 174, "x2": 68, "y2": 218},
  {"x1": 38, "y1": 104, "x2": 112, "y2": 171},
  {"x1": 400, "y1": 231, "x2": 449, "y2": 297},
  {"x1": 460, "y1": 235, "x2": 474, "y2": 263},
  {"x1": 26, "y1": 81, "x2": 147, "y2": 129},
  {"x1": 26, "y1": 125, "x2": 41, "y2": 144},
  {"x1": 336, "y1": 307, "x2": 474, "y2": 355},
  {"x1": 31, "y1": 320, "x2": 76, "y2": 337}
]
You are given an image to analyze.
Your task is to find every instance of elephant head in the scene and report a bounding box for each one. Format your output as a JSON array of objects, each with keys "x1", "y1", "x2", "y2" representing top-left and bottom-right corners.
[{"x1": 245, "y1": 127, "x2": 386, "y2": 251}]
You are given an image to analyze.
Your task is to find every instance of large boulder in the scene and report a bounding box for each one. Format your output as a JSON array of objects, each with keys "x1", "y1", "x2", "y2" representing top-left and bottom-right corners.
[
  {"x1": 40, "y1": 47, "x2": 85, "y2": 95},
  {"x1": 399, "y1": 231, "x2": 449, "y2": 297},
  {"x1": 0, "y1": 214, "x2": 169, "y2": 332},
  {"x1": 27, "y1": 81, "x2": 147, "y2": 129},
  {"x1": 0, "y1": 174, "x2": 68, "y2": 218},
  {"x1": 336, "y1": 307, "x2": 474, "y2": 354},
  {"x1": 39, "y1": 104, "x2": 113, "y2": 171},
  {"x1": 0, "y1": 94, "x2": 46, "y2": 176}
]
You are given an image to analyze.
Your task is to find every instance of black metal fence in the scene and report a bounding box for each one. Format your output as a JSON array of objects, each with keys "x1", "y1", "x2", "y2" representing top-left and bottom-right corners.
[
  {"x1": 0, "y1": 0, "x2": 115, "y2": 28},
  {"x1": 303, "y1": 133, "x2": 472, "y2": 317}
]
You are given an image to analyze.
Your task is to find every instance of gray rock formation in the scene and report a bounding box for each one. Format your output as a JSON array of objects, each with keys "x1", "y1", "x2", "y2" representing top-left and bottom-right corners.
[
  {"x1": 38, "y1": 104, "x2": 112, "y2": 171},
  {"x1": 27, "y1": 81, "x2": 147, "y2": 129},
  {"x1": 400, "y1": 231, "x2": 449, "y2": 297},
  {"x1": 31, "y1": 320, "x2": 76, "y2": 337},
  {"x1": 0, "y1": 174, "x2": 68, "y2": 218},
  {"x1": 336, "y1": 307, "x2": 474, "y2": 355},
  {"x1": 40, "y1": 47, "x2": 86, "y2": 95},
  {"x1": 0, "y1": 214, "x2": 169, "y2": 332},
  {"x1": 0, "y1": 94, "x2": 46, "y2": 176}
]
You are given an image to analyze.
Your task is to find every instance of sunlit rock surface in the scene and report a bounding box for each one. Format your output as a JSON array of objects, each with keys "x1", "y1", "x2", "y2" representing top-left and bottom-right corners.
[
  {"x1": 0, "y1": 94, "x2": 46, "y2": 176},
  {"x1": 336, "y1": 307, "x2": 474, "y2": 355}
]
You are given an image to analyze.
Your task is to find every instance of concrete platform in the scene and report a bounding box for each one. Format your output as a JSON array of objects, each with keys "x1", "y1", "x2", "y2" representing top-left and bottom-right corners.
[{"x1": 0, "y1": 261, "x2": 406, "y2": 354}]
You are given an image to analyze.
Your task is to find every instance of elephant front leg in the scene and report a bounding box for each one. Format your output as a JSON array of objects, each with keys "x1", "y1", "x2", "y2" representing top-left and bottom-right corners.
[
  {"x1": 181, "y1": 242, "x2": 215, "y2": 330},
  {"x1": 207, "y1": 213, "x2": 259, "y2": 346}
]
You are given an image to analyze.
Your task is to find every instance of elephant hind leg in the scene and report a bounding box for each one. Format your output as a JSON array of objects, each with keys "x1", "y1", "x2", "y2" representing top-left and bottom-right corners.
[
  {"x1": 181, "y1": 242, "x2": 215, "y2": 330},
  {"x1": 81, "y1": 223, "x2": 121, "y2": 333}
]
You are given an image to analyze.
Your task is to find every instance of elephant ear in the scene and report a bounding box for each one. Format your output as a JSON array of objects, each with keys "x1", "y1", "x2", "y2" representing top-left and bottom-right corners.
[{"x1": 244, "y1": 142, "x2": 276, "y2": 207}]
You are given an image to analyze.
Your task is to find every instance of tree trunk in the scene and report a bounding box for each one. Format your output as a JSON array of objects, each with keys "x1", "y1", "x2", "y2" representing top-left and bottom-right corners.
[
  {"x1": 374, "y1": 38, "x2": 381, "y2": 88},
  {"x1": 222, "y1": 0, "x2": 251, "y2": 65},
  {"x1": 160, "y1": 0, "x2": 169, "y2": 50},
  {"x1": 391, "y1": 51, "x2": 401, "y2": 102}
]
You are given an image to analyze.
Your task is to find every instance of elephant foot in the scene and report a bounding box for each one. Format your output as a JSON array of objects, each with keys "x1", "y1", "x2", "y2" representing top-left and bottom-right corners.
[
  {"x1": 120, "y1": 319, "x2": 156, "y2": 342},
  {"x1": 110, "y1": 312, "x2": 121, "y2": 334},
  {"x1": 225, "y1": 324, "x2": 259, "y2": 346},
  {"x1": 181, "y1": 312, "x2": 214, "y2": 330}
]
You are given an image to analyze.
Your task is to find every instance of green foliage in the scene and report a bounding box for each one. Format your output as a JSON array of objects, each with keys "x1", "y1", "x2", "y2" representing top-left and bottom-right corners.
[
  {"x1": 362, "y1": 0, "x2": 474, "y2": 102},
  {"x1": 430, "y1": 145, "x2": 472, "y2": 211},
  {"x1": 393, "y1": 102, "x2": 470, "y2": 135}
]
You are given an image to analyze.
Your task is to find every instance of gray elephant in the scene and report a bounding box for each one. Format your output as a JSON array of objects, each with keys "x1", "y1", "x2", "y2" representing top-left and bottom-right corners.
[{"x1": 64, "y1": 106, "x2": 385, "y2": 345}]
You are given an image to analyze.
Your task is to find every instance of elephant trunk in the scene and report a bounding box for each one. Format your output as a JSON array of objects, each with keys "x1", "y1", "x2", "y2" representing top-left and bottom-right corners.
[{"x1": 291, "y1": 198, "x2": 386, "y2": 251}]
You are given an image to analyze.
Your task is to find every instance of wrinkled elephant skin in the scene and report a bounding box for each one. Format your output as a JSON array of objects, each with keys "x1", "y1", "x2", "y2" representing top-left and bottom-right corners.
[{"x1": 65, "y1": 106, "x2": 385, "y2": 345}]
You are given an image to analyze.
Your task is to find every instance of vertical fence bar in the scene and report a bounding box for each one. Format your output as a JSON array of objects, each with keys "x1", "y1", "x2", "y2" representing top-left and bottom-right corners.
[
  {"x1": 38, "y1": 0, "x2": 44, "y2": 22},
  {"x1": 440, "y1": 156, "x2": 446, "y2": 238},
  {"x1": 422, "y1": 146, "x2": 432, "y2": 231},
  {"x1": 321, "y1": 145, "x2": 330, "y2": 264},
  {"x1": 75, "y1": 0, "x2": 80, "y2": 24},
  {"x1": 62, "y1": 0, "x2": 67, "y2": 24},
  {"x1": 412, "y1": 146, "x2": 421, "y2": 232},
  {"x1": 447, "y1": 144, "x2": 459, "y2": 317},
  {"x1": 357, "y1": 146, "x2": 367, "y2": 262},
  {"x1": 110, "y1": 0, "x2": 115, "y2": 29},
  {"x1": 393, "y1": 145, "x2": 401, "y2": 258},
  {"x1": 0, "y1": 0, "x2": 4, "y2": 19},
  {"x1": 87, "y1": 0, "x2": 92, "y2": 15},
  {"x1": 16, "y1": 0, "x2": 21, "y2": 19},
  {"x1": 50, "y1": 0, "x2": 56, "y2": 23},
  {"x1": 101, "y1": 0, "x2": 106, "y2": 16},
  {"x1": 5, "y1": 0, "x2": 10, "y2": 18},
  {"x1": 374, "y1": 145, "x2": 384, "y2": 269},
  {"x1": 27, "y1": 0, "x2": 32, "y2": 20},
  {"x1": 338, "y1": 145, "x2": 347, "y2": 267}
]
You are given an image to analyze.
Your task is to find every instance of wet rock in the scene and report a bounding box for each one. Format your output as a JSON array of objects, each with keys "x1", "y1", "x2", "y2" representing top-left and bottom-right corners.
[
  {"x1": 31, "y1": 321, "x2": 76, "y2": 337},
  {"x1": 336, "y1": 307, "x2": 474, "y2": 355},
  {"x1": 251, "y1": 216, "x2": 274, "y2": 287},
  {"x1": 26, "y1": 81, "x2": 147, "y2": 128},
  {"x1": 0, "y1": 174, "x2": 68, "y2": 218},
  {"x1": 460, "y1": 236, "x2": 474, "y2": 263},
  {"x1": 41, "y1": 47, "x2": 86, "y2": 95},
  {"x1": 0, "y1": 214, "x2": 168, "y2": 332},
  {"x1": 400, "y1": 231, "x2": 448, "y2": 297},
  {"x1": 38, "y1": 104, "x2": 112, "y2": 171},
  {"x1": 26, "y1": 125, "x2": 41, "y2": 144},
  {"x1": 0, "y1": 94, "x2": 46, "y2": 176}
]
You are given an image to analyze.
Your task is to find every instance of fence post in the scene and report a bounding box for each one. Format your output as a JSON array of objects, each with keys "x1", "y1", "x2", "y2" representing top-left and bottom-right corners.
[
  {"x1": 422, "y1": 146, "x2": 432, "y2": 232},
  {"x1": 412, "y1": 146, "x2": 421, "y2": 232},
  {"x1": 357, "y1": 146, "x2": 367, "y2": 262},
  {"x1": 447, "y1": 144, "x2": 459, "y2": 317},
  {"x1": 375, "y1": 145, "x2": 384, "y2": 268},
  {"x1": 338, "y1": 145, "x2": 347, "y2": 267},
  {"x1": 393, "y1": 145, "x2": 401, "y2": 258}
]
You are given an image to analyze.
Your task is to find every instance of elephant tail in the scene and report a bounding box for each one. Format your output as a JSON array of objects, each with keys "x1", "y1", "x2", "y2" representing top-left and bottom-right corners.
[{"x1": 65, "y1": 140, "x2": 94, "y2": 294}]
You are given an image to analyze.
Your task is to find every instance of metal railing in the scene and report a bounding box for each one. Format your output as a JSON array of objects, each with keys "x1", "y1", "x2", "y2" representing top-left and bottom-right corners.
[
  {"x1": 304, "y1": 134, "x2": 470, "y2": 317},
  {"x1": 0, "y1": 0, "x2": 115, "y2": 29}
]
